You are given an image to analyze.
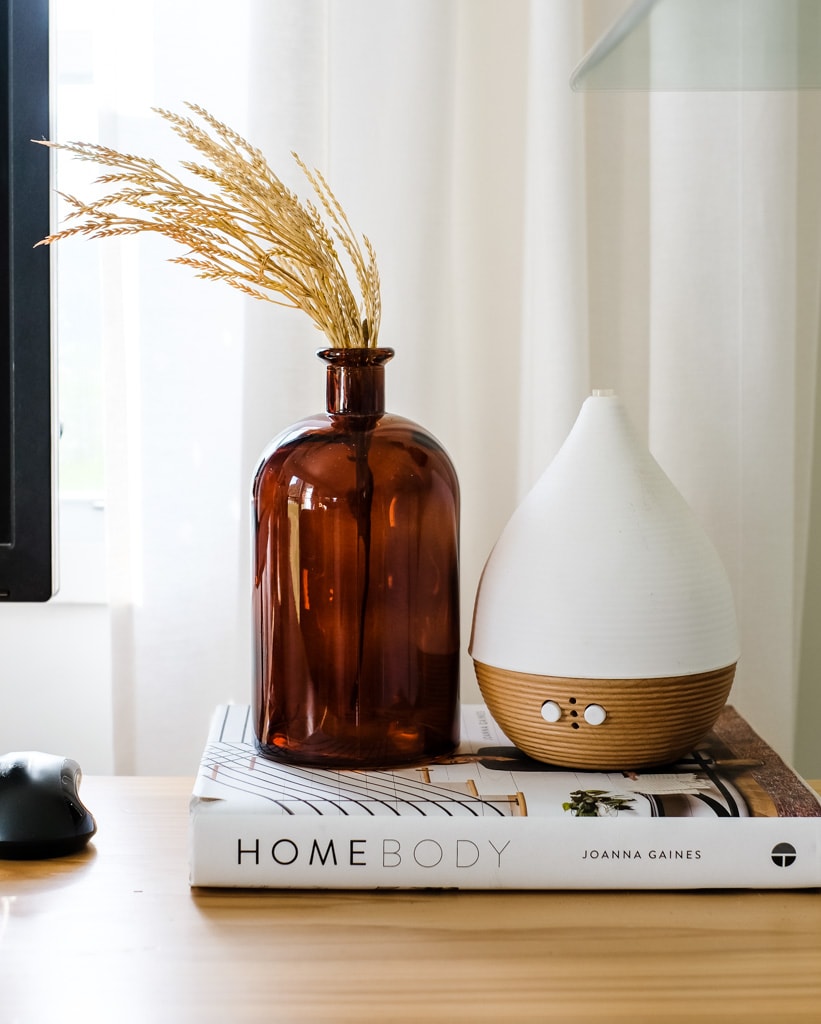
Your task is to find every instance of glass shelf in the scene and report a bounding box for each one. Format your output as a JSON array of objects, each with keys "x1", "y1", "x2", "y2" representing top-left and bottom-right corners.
[{"x1": 571, "y1": 0, "x2": 821, "y2": 91}]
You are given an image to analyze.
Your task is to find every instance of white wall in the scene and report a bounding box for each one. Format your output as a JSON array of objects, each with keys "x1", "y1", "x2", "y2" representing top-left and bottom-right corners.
[
  {"x1": 0, "y1": 606, "x2": 113, "y2": 774},
  {"x1": 0, "y1": 500, "x2": 113, "y2": 772}
]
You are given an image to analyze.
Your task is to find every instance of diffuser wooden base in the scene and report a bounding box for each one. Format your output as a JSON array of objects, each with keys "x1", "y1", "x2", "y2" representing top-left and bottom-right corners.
[{"x1": 473, "y1": 661, "x2": 737, "y2": 770}]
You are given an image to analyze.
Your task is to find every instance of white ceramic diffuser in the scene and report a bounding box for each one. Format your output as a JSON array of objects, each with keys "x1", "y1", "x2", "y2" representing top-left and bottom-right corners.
[{"x1": 470, "y1": 390, "x2": 739, "y2": 769}]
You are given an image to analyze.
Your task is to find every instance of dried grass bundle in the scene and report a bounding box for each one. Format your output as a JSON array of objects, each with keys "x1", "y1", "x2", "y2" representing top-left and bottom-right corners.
[{"x1": 35, "y1": 103, "x2": 381, "y2": 349}]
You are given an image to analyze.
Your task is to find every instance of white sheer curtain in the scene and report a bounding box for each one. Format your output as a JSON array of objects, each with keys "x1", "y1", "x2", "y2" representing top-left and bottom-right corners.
[
  {"x1": 646, "y1": 90, "x2": 820, "y2": 761},
  {"x1": 83, "y1": 0, "x2": 821, "y2": 774}
]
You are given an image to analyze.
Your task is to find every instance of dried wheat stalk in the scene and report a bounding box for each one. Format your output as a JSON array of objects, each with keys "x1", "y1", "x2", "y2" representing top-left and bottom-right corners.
[{"x1": 35, "y1": 103, "x2": 381, "y2": 349}]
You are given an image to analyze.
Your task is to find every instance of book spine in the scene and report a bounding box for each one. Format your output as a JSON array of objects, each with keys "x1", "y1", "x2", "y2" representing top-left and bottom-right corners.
[{"x1": 189, "y1": 805, "x2": 821, "y2": 889}]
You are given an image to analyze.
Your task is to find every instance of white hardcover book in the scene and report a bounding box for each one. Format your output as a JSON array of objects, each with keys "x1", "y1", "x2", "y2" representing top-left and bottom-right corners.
[{"x1": 189, "y1": 704, "x2": 821, "y2": 889}]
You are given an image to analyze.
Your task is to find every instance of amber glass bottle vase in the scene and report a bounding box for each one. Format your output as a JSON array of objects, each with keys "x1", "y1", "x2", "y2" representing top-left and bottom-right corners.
[{"x1": 252, "y1": 348, "x2": 460, "y2": 768}]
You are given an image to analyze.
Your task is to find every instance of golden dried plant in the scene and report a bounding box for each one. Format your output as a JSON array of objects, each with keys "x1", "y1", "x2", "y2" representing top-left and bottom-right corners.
[{"x1": 35, "y1": 103, "x2": 381, "y2": 349}]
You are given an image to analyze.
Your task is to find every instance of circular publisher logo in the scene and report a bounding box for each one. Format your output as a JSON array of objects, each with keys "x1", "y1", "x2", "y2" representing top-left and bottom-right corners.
[{"x1": 771, "y1": 842, "x2": 797, "y2": 868}]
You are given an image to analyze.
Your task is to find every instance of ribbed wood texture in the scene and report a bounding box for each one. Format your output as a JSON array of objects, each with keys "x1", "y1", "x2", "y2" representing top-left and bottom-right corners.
[{"x1": 474, "y1": 661, "x2": 736, "y2": 769}]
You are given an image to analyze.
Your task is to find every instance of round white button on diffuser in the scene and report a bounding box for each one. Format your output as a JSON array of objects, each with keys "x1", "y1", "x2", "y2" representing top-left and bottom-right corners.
[
  {"x1": 584, "y1": 703, "x2": 607, "y2": 726},
  {"x1": 540, "y1": 700, "x2": 562, "y2": 723}
]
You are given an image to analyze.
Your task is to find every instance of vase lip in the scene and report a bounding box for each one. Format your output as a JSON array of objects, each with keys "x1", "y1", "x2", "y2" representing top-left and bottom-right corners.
[{"x1": 318, "y1": 347, "x2": 394, "y2": 366}]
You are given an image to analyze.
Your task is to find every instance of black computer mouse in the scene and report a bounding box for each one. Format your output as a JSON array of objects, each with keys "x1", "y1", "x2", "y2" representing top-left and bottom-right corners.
[{"x1": 0, "y1": 751, "x2": 97, "y2": 859}]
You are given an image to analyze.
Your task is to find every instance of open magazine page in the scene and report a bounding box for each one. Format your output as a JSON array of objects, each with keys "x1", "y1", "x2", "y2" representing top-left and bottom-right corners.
[{"x1": 193, "y1": 704, "x2": 820, "y2": 821}]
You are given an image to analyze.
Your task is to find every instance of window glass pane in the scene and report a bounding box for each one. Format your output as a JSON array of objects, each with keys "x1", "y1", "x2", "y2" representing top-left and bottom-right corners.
[{"x1": 54, "y1": 0, "x2": 105, "y2": 499}]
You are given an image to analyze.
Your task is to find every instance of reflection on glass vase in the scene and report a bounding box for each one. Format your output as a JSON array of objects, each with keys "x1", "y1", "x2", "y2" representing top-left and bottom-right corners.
[{"x1": 252, "y1": 347, "x2": 460, "y2": 768}]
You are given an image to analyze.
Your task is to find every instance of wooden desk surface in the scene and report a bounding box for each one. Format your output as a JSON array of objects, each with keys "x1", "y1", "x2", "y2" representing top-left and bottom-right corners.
[{"x1": 1, "y1": 777, "x2": 819, "y2": 1024}]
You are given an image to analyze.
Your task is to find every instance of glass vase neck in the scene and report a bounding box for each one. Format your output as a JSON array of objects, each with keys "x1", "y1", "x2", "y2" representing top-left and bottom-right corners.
[{"x1": 319, "y1": 347, "x2": 394, "y2": 417}]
